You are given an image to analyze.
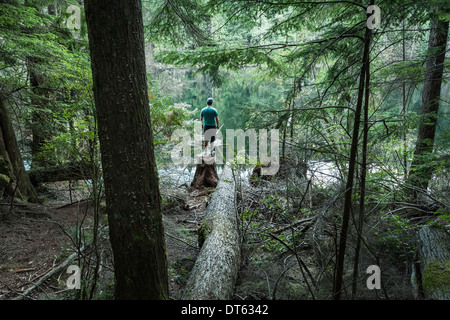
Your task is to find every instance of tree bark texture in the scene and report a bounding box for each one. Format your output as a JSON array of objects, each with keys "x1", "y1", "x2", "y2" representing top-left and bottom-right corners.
[
  {"x1": 84, "y1": 0, "x2": 168, "y2": 299},
  {"x1": 414, "y1": 226, "x2": 450, "y2": 300},
  {"x1": 190, "y1": 156, "x2": 219, "y2": 190},
  {"x1": 0, "y1": 93, "x2": 38, "y2": 202},
  {"x1": 182, "y1": 167, "x2": 241, "y2": 300},
  {"x1": 28, "y1": 57, "x2": 53, "y2": 168},
  {"x1": 408, "y1": 16, "x2": 449, "y2": 195}
]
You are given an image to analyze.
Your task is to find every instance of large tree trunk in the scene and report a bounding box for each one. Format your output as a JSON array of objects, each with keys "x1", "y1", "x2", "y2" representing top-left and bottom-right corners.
[
  {"x1": 28, "y1": 57, "x2": 53, "y2": 168},
  {"x1": 182, "y1": 167, "x2": 241, "y2": 300},
  {"x1": 413, "y1": 226, "x2": 450, "y2": 300},
  {"x1": 407, "y1": 15, "x2": 449, "y2": 199},
  {"x1": 28, "y1": 2, "x2": 59, "y2": 168},
  {"x1": 84, "y1": 0, "x2": 168, "y2": 299},
  {"x1": 0, "y1": 93, "x2": 39, "y2": 202}
]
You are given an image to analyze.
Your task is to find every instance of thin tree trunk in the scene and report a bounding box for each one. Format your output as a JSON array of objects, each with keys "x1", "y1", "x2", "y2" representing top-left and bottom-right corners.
[
  {"x1": 401, "y1": 22, "x2": 408, "y2": 179},
  {"x1": 84, "y1": 0, "x2": 168, "y2": 299},
  {"x1": 351, "y1": 45, "x2": 371, "y2": 299},
  {"x1": 333, "y1": 2, "x2": 373, "y2": 299}
]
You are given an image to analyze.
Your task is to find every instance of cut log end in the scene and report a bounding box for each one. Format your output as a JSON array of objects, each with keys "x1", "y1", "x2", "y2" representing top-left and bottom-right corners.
[{"x1": 190, "y1": 156, "x2": 219, "y2": 190}]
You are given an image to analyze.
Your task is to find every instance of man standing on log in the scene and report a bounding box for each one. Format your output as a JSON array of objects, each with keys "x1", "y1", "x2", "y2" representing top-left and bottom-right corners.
[{"x1": 200, "y1": 98, "x2": 219, "y2": 156}]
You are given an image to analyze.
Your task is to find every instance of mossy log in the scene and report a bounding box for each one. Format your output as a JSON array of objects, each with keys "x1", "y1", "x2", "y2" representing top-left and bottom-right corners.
[
  {"x1": 182, "y1": 166, "x2": 240, "y2": 300},
  {"x1": 414, "y1": 225, "x2": 450, "y2": 300},
  {"x1": 27, "y1": 162, "x2": 92, "y2": 185}
]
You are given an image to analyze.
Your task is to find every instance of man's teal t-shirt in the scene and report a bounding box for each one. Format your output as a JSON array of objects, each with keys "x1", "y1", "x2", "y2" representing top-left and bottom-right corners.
[{"x1": 200, "y1": 106, "x2": 218, "y2": 126}]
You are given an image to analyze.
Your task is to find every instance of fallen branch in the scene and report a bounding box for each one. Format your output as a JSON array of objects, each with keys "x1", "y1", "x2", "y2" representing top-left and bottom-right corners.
[
  {"x1": 12, "y1": 244, "x2": 88, "y2": 300},
  {"x1": 55, "y1": 198, "x2": 92, "y2": 210},
  {"x1": 13, "y1": 268, "x2": 36, "y2": 274},
  {"x1": 165, "y1": 232, "x2": 199, "y2": 251},
  {"x1": 270, "y1": 217, "x2": 316, "y2": 234}
]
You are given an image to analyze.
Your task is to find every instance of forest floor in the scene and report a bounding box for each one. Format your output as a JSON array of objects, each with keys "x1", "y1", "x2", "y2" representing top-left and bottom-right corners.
[
  {"x1": 0, "y1": 179, "x2": 210, "y2": 300},
  {"x1": 0, "y1": 167, "x2": 421, "y2": 300}
]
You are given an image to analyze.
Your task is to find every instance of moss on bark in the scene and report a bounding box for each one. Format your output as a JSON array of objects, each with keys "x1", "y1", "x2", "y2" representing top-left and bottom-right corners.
[
  {"x1": 0, "y1": 173, "x2": 10, "y2": 187},
  {"x1": 422, "y1": 260, "x2": 450, "y2": 295},
  {"x1": 198, "y1": 218, "x2": 212, "y2": 248}
]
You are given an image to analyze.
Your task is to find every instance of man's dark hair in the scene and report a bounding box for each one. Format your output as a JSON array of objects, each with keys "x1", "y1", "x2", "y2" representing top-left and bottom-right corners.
[{"x1": 207, "y1": 98, "x2": 213, "y2": 105}]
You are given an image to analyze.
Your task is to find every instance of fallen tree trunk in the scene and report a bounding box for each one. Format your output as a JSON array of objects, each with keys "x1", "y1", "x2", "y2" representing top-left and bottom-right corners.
[
  {"x1": 413, "y1": 225, "x2": 450, "y2": 300},
  {"x1": 182, "y1": 166, "x2": 241, "y2": 300},
  {"x1": 27, "y1": 162, "x2": 92, "y2": 185}
]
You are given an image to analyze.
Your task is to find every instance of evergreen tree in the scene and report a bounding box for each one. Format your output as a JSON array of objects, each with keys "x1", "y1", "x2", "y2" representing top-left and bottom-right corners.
[{"x1": 84, "y1": 0, "x2": 169, "y2": 299}]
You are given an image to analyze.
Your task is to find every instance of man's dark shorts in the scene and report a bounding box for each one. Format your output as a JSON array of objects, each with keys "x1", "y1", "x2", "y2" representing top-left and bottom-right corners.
[{"x1": 204, "y1": 125, "x2": 217, "y2": 143}]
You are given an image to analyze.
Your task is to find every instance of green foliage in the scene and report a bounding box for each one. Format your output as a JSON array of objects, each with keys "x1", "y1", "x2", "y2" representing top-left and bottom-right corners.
[
  {"x1": 0, "y1": 0, "x2": 92, "y2": 168},
  {"x1": 33, "y1": 57, "x2": 95, "y2": 166},
  {"x1": 0, "y1": 0, "x2": 447, "y2": 300},
  {"x1": 148, "y1": 77, "x2": 193, "y2": 145},
  {"x1": 215, "y1": 70, "x2": 288, "y2": 131},
  {"x1": 145, "y1": 0, "x2": 211, "y2": 47},
  {"x1": 375, "y1": 214, "x2": 416, "y2": 261},
  {"x1": 0, "y1": 2, "x2": 86, "y2": 77}
]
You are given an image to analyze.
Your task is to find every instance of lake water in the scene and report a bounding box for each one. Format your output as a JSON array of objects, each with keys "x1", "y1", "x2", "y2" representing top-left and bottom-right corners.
[{"x1": 158, "y1": 161, "x2": 340, "y2": 188}]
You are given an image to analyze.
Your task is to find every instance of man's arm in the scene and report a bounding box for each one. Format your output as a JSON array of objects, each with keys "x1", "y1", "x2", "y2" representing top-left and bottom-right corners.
[
  {"x1": 215, "y1": 116, "x2": 219, "y2": 129},
  {"x1": 201, "y1": 115, "x2": 204, "y2": 128}
]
